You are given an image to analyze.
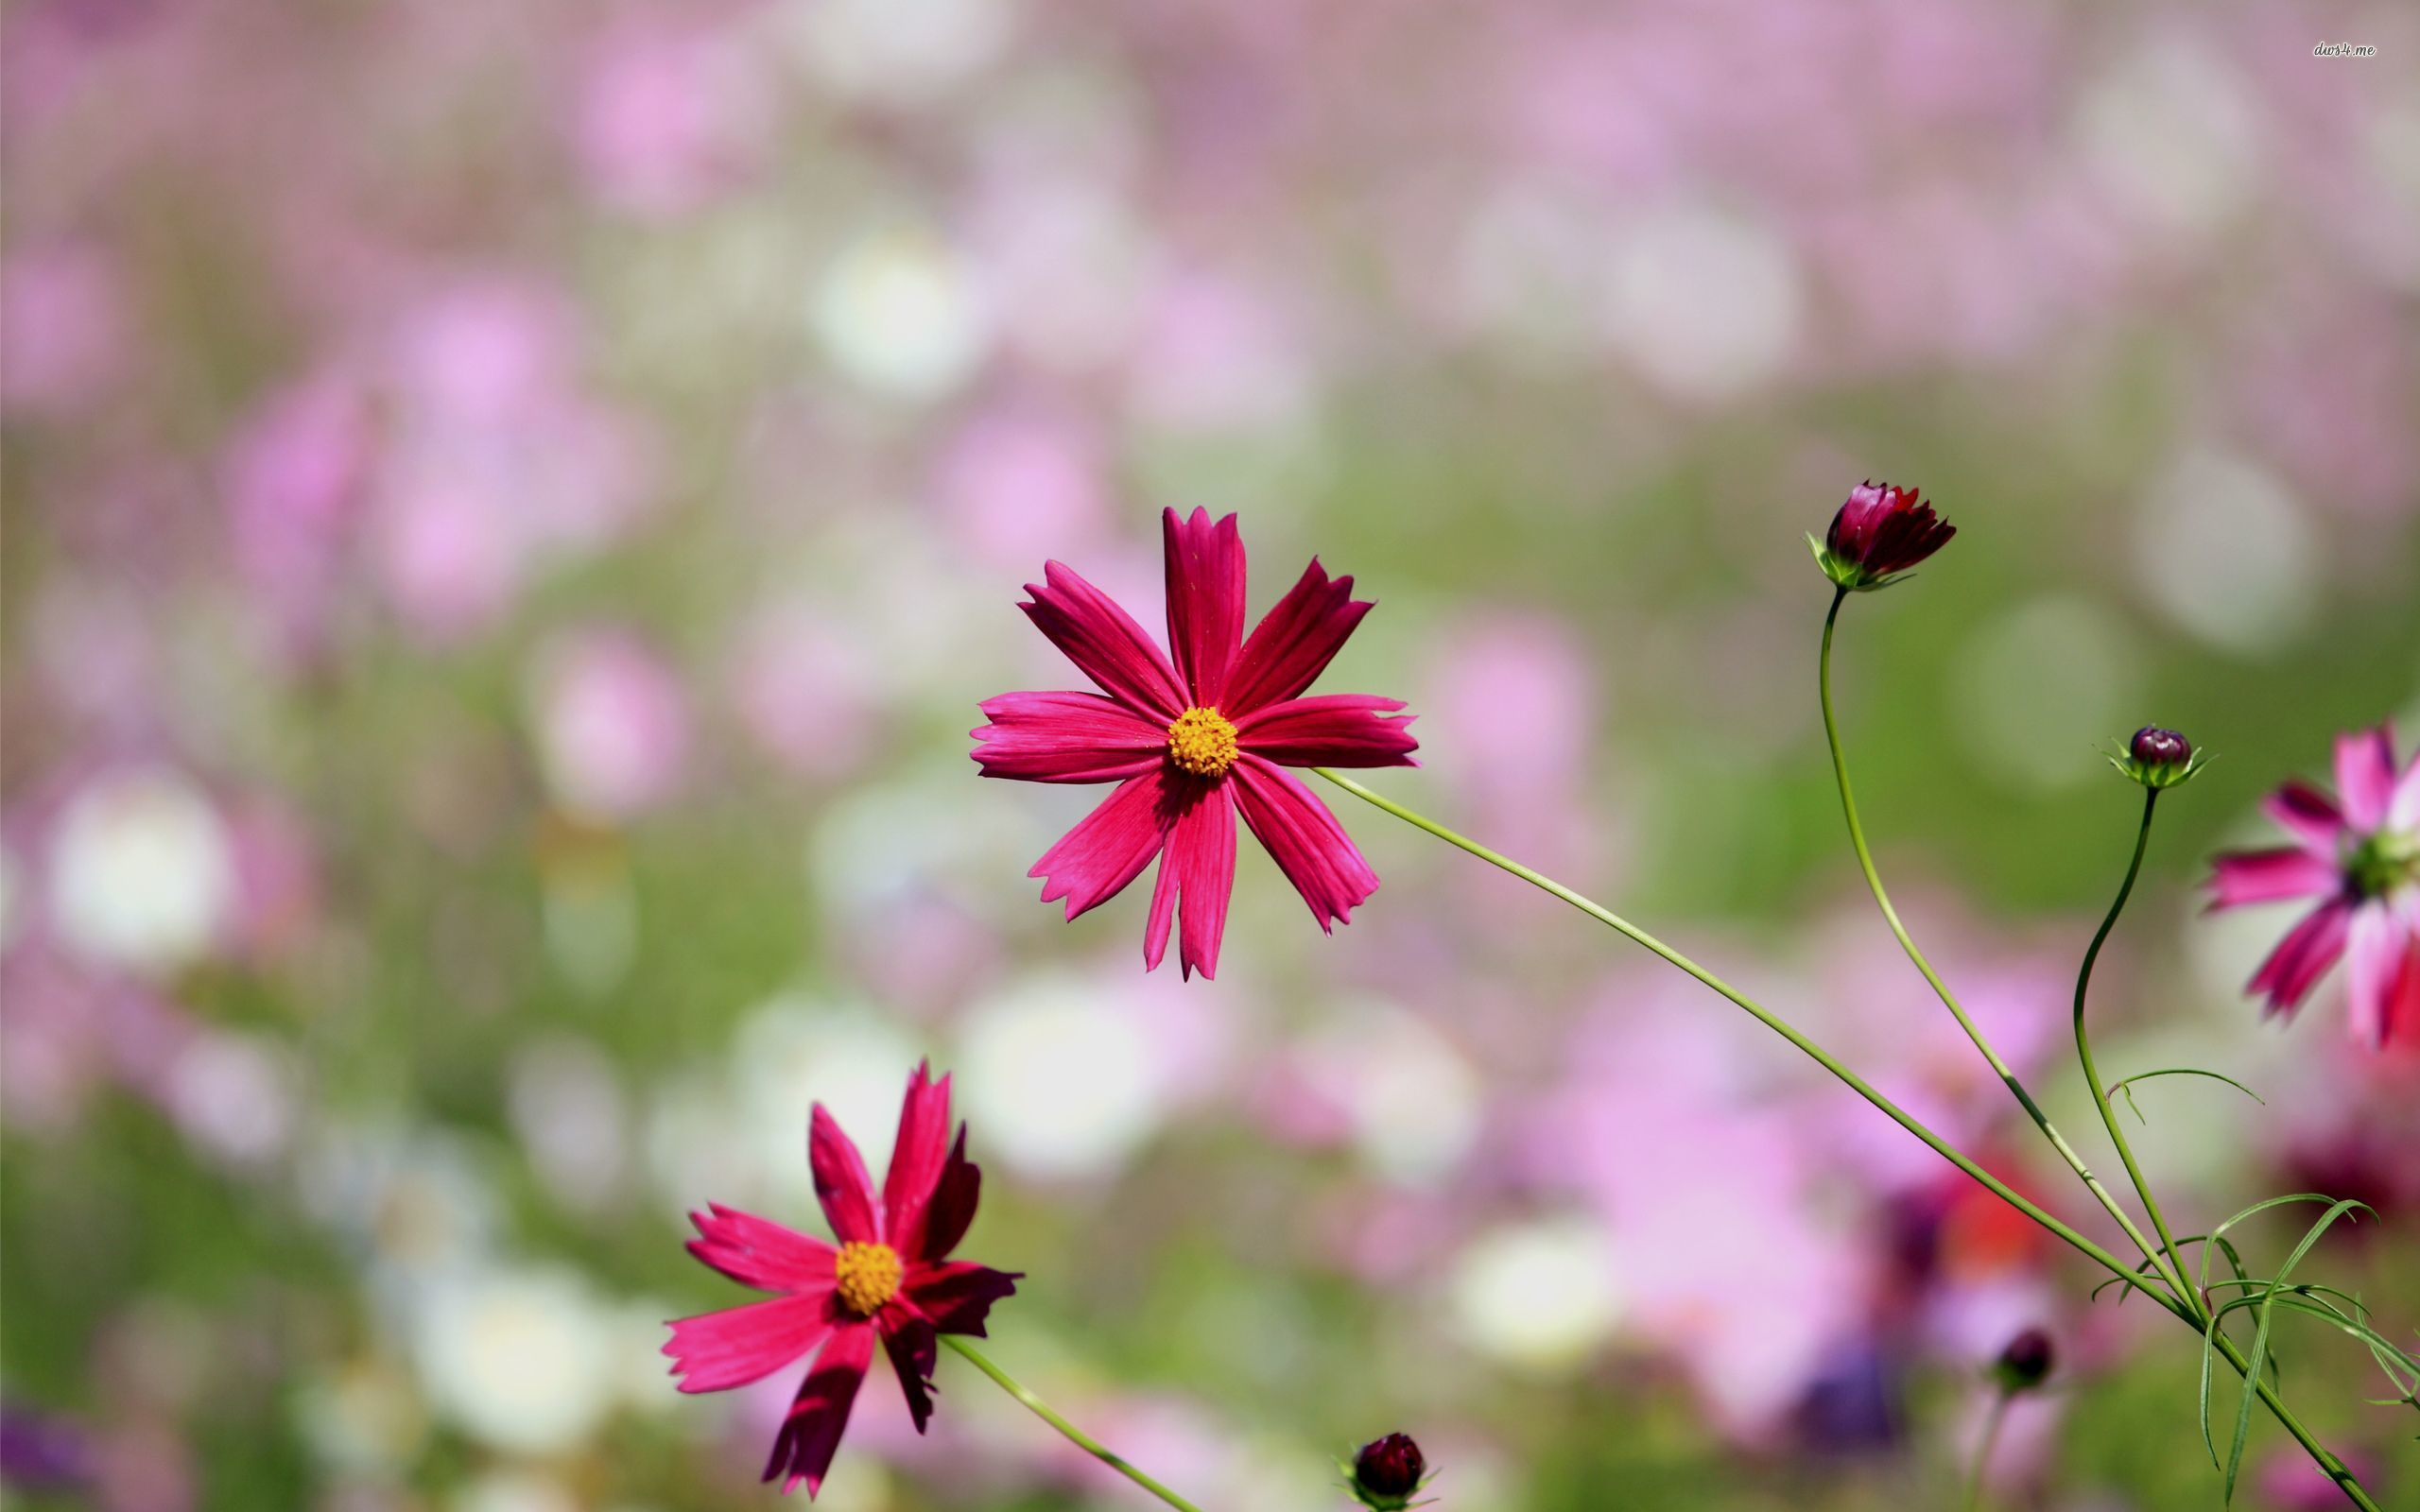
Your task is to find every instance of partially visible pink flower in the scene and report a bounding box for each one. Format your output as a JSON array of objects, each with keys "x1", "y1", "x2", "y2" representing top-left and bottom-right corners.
[
  {"x1": 665, "y1": 1063, "x2": 1019, "y2": 1498},
  {"x1": 529, "y1": 628, "x2": 692, "y2": 823},
  {"x1": 2208, "y1": 725, "x2": 2420, "y2": 1047},
  {"x1": 0, "y1": 245, "x2": 130, "y2": 418},
  {"x1": 973, "y1": 508, "x2": 1418, "y2": 979},
  {"x1": 574, "y1": 23, "x2": 769, "y2": 219}
]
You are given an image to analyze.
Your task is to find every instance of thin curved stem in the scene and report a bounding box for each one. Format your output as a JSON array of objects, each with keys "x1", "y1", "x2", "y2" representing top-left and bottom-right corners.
[
  {"x1": 1311, "y1": 767, "x2": 2384, "y2": 1511},
  {"x1": 943, "y1": 1335, "x2": 1207, "y2": 1512},
  {"x1": 1308, "y1": 766, "x2": 2161, "y2": 1306},
  {"x1": 1962, "y1": 1391, "x2": 2012, "y2": 1512},
  {"x1": 2076, "y1": 787, "x2": 2201, "y2": 1319},
  {"x1": 1819, "y1": 592, "x2": 2187, "y2": 1302}
]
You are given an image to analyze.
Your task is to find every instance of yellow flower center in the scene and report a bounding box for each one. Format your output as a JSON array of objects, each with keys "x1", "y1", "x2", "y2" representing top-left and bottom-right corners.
[
  {"x1": 833, "y1": 1241, "x2": 903, "y2": 1317},
  {"x1": 1166, "y1": 706, "x2": 1240, "y2": 779}
]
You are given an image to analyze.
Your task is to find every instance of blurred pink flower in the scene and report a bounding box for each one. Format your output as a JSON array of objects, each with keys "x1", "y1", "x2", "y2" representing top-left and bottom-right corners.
[
  {"x1": 2208, "y1": 724, "x2": 2420, "y2": 1046},
  {"x1": 1534, "y1": 985, "x2": 1874, "y2": 1441},
  {"x1": 975, "y1": 508, "x2": 1416, "y2": 978},
  {"x1": 530, "y1": 627, "x2": 693, "y2": 823},
  {"x1": 665, "y1": 1064, "x2": 1020, "y2": 1498},
  {"x1": 0, "y1": 244, "x2": 129, "y2": 417},
  {"x1": 934, "y1": 403, "x2": 1112, "y2": 571},
  {"x1": 726, "y1": 603, "x2": 884, "y2": 782},
  {"x1": 574, "y1": 21, "x2": 769, "y2": 219},
  {"x1": 222, "y1": 371, "x2": 370, "y2": 661},
  {"x1": 1421, "y1": 614, "x2": 1599, "y2": 879}
]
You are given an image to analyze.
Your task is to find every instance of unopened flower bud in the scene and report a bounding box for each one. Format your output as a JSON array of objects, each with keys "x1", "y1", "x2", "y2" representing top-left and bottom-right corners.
[
  {"x1": 2131, "y1": 727, "x2": 2190, "y2": 767},
  {"x1": 1992, "y1": 1327, "x2": 2054, "y2": 1393},
  {"x1": 2107, "y1": 725, "x2": 2208, "y2": 788},
  {"x1": 1348, "y1": 1433, "x2": 1429, "y2": 1509},
  {"x1": 1808, "y1": 481, "x2": 1956, "y2": 593}
]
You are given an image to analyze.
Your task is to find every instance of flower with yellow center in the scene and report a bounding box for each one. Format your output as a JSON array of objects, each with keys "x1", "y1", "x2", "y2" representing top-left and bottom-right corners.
[
  {"x1": 833, "y1": 1241, "x2": 903, "y2": 1317},
  {"x1": 1166, "y1": 706, "x2": 1240, "y2": 779}
]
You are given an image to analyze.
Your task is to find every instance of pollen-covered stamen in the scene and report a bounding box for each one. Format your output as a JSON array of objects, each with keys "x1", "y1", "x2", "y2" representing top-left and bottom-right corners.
[
  {"x1": 833, "y1": 1241, "x2": 904, "y2": 1317},
  {"x1": 1166, "y1": 706, "x2": 1240, "y2": 779}
]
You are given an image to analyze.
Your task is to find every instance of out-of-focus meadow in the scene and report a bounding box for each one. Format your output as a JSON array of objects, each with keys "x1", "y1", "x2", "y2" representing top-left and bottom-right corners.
[{"x1": 5, "y1": 2, "x2": 2419, "y2": 1509}]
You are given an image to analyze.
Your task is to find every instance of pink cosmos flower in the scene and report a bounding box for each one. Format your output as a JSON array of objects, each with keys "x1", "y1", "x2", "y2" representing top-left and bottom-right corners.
[
  {"x1": 2208, "y1": 725, "x2": 2420, "y2": 1047},
  {"x1": 974, "y1": 508, "x2": 1418, "y2": 979},
  {"x1": 665, "y1": 1064, "x2": 1020, "y2": 1497}
]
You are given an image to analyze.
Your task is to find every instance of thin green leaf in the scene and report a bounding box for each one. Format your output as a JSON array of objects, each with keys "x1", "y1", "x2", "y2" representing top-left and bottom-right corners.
[{"x1": 2105, "y1": 1067, "x2": 2263, "y2": 1126}]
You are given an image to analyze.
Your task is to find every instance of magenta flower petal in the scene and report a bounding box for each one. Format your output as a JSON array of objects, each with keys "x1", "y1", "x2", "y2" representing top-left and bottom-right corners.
[
  {"x1": 2392, "y1": 753, "x2": 2420, "y2": 833},
  {"x1": 1019, "y1": 560, "x2": 1186, "y2": 719},
  {"x1": 809, "y1": 1105, "x2": 882, "y2": 1246},
  {"x1": 902, "y1": 1260, "x2": 1020, "y2": 1335},
  {"x1": 883, "y1": 1063, "x2": 953, "y2": 1256},
  {"x1": 882, "y1": 1319, "x2": 940, "y2": 1435},
  {"x1": 2344, "y1": 902, "x2": 2420, "y2": 1048},
  {"x1": 666, "y1": 1294, "x2": 837, "y2": 1394},
  {"x1": 765, "y1": 1322, "x2": 874, "y2": 1495},
  {"x1": 2207, "y1": 847, "x2": 2342, "y2": 909},
  {"x1": 971, "y1": 692, "x2": 1167, "y2": 783},
  {"x1": 1029, "y1": 770, "x2": 1180, "y2": 920},
  {"x1": 1162, "y1": 506, "x2": 1246, "y2": 708},
  {"x1": 1224, "y1": 558, "x2": 1374, "y2": 714},
  {"x1": 2247, "y1": 901, "x2": 2354, "y2": 1018},
  {"x1": 1144, "y1": 782, "x2": 1236, "y2": 979},
  {"x1": 1230, "y1": 755, "x2": 1379, "y2": 930},
  {"x1": 916, "y1": 1127, "x2": 980, "y2": 1263},
  {"x1": 2261, "y1": 780, "x2": 2346, "y2": 854},
  {"x1": 2334, "y1": 725, "x2": 2399, "y2": 831},
  {"x1": 1236, "y1": 694, "x2": 1419, "y2": 768},
  {"x1": 686, "y1": 1204, "x2": 839, "y2": 1294}
]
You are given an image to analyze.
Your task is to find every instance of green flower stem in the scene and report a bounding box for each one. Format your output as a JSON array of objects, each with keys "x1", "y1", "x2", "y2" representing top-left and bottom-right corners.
[
  {"x1": 2075, "y1": 788, "x2": 2200, "y2": 1318},
  {"x1": 1311, "y1": 767, "x2": 2384, "y2": 1512},
  {"x1": 942, "y1": 1335, "x2": 1208, "y2": 1512},
  {"x1": 1819, "y1": 591, "x2": 2187, "y2": 1304},
  {"x1": 1307, "y1": 767, "x2": 2155, "y2": 1302},
  {"x1": 1962, "y1": 1391, "x2": 2012, "y2": 1512}
]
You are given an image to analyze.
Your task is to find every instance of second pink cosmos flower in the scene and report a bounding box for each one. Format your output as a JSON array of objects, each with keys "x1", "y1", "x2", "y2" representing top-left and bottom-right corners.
[{"x1": 974, "y1": 507, "x2": 1418, "y2": 978}]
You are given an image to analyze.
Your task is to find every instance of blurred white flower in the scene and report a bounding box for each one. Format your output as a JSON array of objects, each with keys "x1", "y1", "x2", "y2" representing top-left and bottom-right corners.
[
  {"x1": 48, "y1": 766, "x2": 236, "y2": 974},
  {"x1": 167, "y1": 1031, "x2": 298, "y2": 1168},
  {"x1": 1449, "y1": 1216, "x2": 1624, "y2": 1374},
  {"x1": 508, "y1": 1035, "x2": 630, "y2": 1212},
  {"x1": 1948, "y1": 596, "x2": 2141, "y2": 792},
  {"x1": 453, "y1": 1469, "x2": 579, "y2": 1512},
  {"x1": 735, "y1": 994, "x2": 925, "y2": 1211},
  {"x1": 1453, "y1": 180, "x2": 1620, "y2": 371},
  {"x1": 1605, "y1": 202, "x2": 1802, "y2": 402},
  {"x1": 2075, "y1": 34, "x2": 2263, "y2": 241},
  {"x1": 959, "y1": 972, "x2": 1165, "y2": 1180},
  {"x1": 811, "y1": 225, "x2": 991, "y2": 402},
  {"x1": 414, "y1": 1265, "x2": 620, "y2": 1455},
  {"x1": 294, "y1": 1356, "x2": 428, "y2": 1472},
  {"x1": 788, "y1": 0, "x2": 1015, "y2": 109},
  {"x1": 1295, "y1": 1001, "x2": 1480, "y2": 1186},
  {"x1": 2132, "y1": 450, "x2": 2317, "y2": 652}
]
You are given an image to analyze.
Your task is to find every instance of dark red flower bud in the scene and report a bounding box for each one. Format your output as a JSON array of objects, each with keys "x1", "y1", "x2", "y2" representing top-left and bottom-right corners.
[
  {"x1": 1993, "y1": 1327, "x2": 2054, "y2": 1393},
  {"x1": 1352, "y1": 1434, "x2": 1427, "y2": 1505},
  {"x1": 2131, "y1": 727, "x2": 2190, "y2": 767},
  {"x1": 1813, "y1": 480, "x2": 1955, "y2": 592},
  {"x1": 2108, "y1": 725, "x2": 2205, "y2": 788}
]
